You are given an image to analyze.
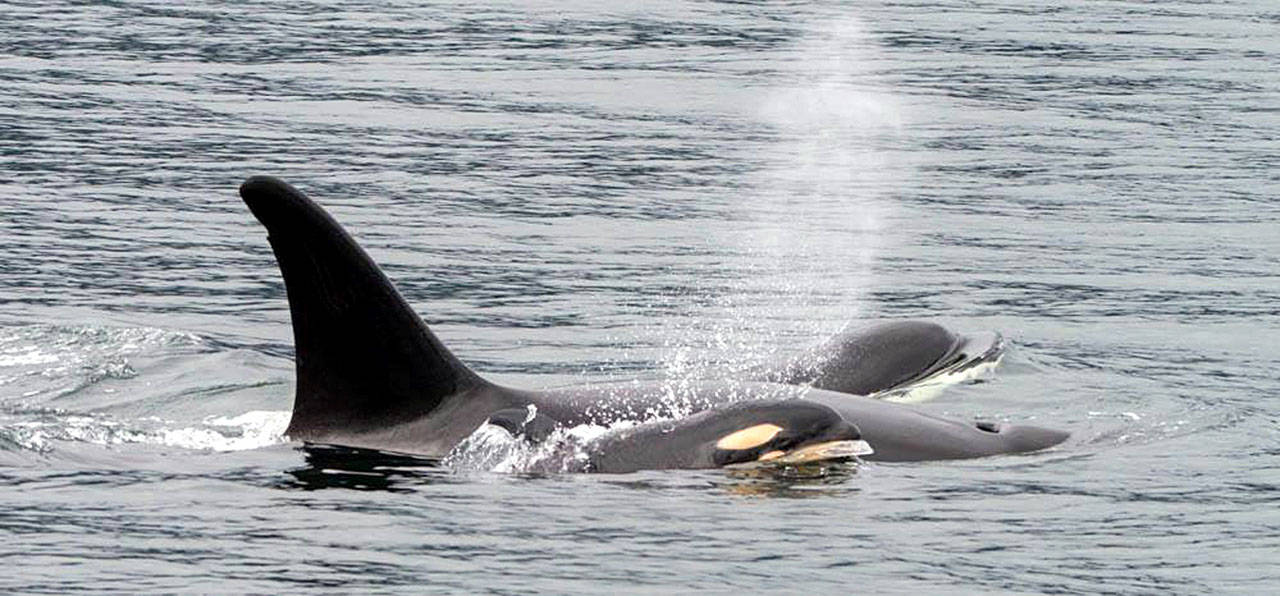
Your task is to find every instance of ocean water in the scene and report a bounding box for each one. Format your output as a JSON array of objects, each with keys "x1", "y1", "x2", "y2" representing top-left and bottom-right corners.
[{"x1": 2, "y1": 0, "x2": 1277, "y2": 593}]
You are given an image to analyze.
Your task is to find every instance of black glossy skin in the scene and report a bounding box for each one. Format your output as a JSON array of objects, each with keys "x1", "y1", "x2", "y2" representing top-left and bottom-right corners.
[
  {"x1": 583, "y1": 400, "x2": 862, "y2": 473},
  {"x1": 241, "y1": 176, "x2": 481, "y2": 440},
  {"x1": 748, "y1": 321, "x2": 968, "y2": 396},
  {"x1": 239, "y1": 176, "x2": 1069, "y2": 467}
]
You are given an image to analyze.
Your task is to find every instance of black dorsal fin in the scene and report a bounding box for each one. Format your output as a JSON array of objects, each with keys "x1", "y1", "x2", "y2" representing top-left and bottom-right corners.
[{"x1": 239, "y1": 176, "x2": 483, "y2": 439}]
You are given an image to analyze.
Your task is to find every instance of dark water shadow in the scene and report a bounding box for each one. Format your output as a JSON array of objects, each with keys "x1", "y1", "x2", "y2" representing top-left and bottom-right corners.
[
  {"x1": 594, "y1": 460, "x2": 865, "y2": 498},
  {"x1": 281, "y1": 443, "x2": 445, "y2": 493},
  {"x1": 713, "y1": 460, "x2": 863, "y2": 498},
  {"x1": 279, "y1": 442, "x2": 865, "y2": 497}
]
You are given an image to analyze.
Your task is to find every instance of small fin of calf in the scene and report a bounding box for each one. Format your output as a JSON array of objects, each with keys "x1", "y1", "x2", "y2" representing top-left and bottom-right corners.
[{"x1": 240, "y1": 176, "x2": 484, "y2": 438}]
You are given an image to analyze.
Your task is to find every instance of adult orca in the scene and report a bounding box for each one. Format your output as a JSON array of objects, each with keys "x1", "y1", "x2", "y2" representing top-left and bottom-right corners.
[
  {"x1": 239, "y1": 176, "x2": 1068, "y2": 469},
  {"x1": 746, "y1": 320, "x2": 1005, "y2": 401}
]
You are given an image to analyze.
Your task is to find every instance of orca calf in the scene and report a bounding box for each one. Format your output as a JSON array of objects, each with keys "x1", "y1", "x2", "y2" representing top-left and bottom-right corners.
[
  {"x1": 487, "y1": 399, "x2": 872, "y2": 473},
  {"x1": 239, "y1": 176, "x2": 1068, "y2": 471}
]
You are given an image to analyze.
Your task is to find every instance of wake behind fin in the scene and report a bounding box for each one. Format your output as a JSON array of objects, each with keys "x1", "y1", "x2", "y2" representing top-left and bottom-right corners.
[{"x1": 240, "y1": 176, "x2": 484, "y2": 439}]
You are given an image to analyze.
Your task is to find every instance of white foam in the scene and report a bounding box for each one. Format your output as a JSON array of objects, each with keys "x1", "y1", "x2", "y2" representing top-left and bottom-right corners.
[
  {"x1": 1, "y1": 410, "x2": 291, "y2": 454},
  {"x1": 161, "y1": 410, "x2": 291, "y2": 451},
  {"x1": 444, "y1": 421, "x2": 614, "y2": 474},
  {"x1": 0, "y1": 348, "x2": 59, "y2": 367}
]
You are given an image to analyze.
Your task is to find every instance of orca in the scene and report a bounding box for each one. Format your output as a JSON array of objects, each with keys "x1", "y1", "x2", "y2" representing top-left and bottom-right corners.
[
  {"x1": 239, "y1": 176, "x2": 1069, "y2": 470},
  {"x1": 747, "y1": 320, "x2": 1005, "y2": 402},
  {"x1": 486, "y1": 399, "x2": 872, "y2": 473}
]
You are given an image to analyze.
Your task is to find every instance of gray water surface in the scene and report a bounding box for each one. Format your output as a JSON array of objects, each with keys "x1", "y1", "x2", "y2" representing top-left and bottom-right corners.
[{"x1": 2, "y1": 1, "x2": 1278, "y2": 593}]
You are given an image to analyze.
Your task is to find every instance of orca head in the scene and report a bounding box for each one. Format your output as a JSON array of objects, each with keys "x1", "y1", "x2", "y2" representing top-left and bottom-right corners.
[{"x1": 708, "y1": 401, "x2": 871, "y2": 467}]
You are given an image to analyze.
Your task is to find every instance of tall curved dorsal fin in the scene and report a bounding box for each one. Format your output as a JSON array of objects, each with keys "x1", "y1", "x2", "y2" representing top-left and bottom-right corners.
[{"x1": 240, "y1": 176, "x2": 484, "y2": 439}]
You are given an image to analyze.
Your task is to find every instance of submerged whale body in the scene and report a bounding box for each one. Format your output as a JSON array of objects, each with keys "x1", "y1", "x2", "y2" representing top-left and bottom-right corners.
[{"x1": 239, "y1": 176, "x2": 1068, "y2": 472}]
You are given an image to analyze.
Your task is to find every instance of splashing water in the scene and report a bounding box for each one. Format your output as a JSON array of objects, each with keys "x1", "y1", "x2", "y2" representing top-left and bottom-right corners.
[
  {"x1": 158, "y1": 410, "x2": 291, "y2": 451},
  {"x1": 444, "y1": 421, "x2": 615, "y2": 474}
]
